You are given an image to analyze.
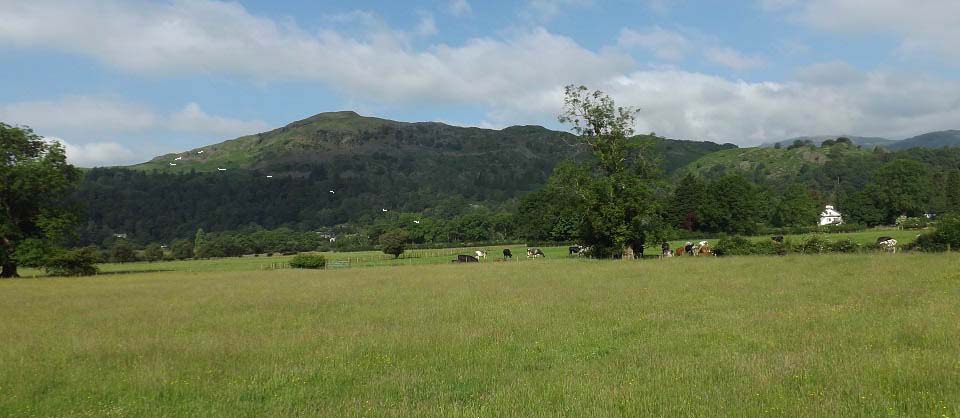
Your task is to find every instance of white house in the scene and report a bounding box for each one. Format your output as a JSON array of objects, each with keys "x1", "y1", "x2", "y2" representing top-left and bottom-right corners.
[{"x1": 819, "y1": 205, "x2": 843, "y2": 226}]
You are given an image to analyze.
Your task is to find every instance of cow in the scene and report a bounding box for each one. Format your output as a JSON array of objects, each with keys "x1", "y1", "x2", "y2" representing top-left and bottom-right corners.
[
  {"x1": 503, "y1": 248, "x2": 513, "y2": 259},
  {"x1": 877, "y1": 237, "x2": 898, "y2": 253},
  {"x1": 684, "y1": 241, "x2": 695, "y2": 256},
  {"x1": 474, "y1": 250, "x2": 487, "y2": 260},
  {"x1": 674, "y1": 246, "x2": 685, "y2": 257},
  {"x1": 452, "y1": 254, "x2": 479, "y2": 263},
  {"x1": 569, "y1": 245, "x2": 583, "y2": 256},
  {"x1": 698, "y1": 243, "x2": 712, "y2": 256},
  {"x1": 526, "y1": 248, "x2": 545, "y2": 258},
  {"x1": 660, "y1": 242, "x2": 672, "y2": 258}
]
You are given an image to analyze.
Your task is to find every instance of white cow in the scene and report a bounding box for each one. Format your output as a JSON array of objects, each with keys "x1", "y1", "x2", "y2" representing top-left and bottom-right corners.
[{"x1": 474, "y1": 250, "x2": 487, "y2": 260}]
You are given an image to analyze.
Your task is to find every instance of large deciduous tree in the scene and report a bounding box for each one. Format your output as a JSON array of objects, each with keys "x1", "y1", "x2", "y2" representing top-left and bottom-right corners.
[
  {"x1": 553, "y1": 85, "x2": 662, "y2": 259},
  {"x1": 1, "y1": 123, "x2": 81, "y2": 277}
]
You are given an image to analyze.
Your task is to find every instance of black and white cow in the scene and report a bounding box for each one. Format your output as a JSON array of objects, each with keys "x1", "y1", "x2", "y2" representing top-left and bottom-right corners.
[
  {"x1": 452, "y1": 254, "x2": 479, "y2": 263},
  {"x1": 526, "y1": 248, "x2": 545, "y2": 258},
  {"x1": 877, "y1": 236, "x2": 898, "y2": 253},
  {"x1": 569, "y1": 245, "x2": 584, "y2": 256}
]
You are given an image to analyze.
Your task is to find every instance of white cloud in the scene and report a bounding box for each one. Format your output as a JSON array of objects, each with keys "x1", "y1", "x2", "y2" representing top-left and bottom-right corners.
[
  {"x1": 618, "y1": 27, "x2": 692, "y2": 61},
  {"x1": 415, "y1": 12, "x2": 437, "y2": 37},
  {"x1": 1, "y1": 0, "x2": 958, "y2": 150},
  {"x1": 770, "y1": 0, "x2": 960, "y2": 64},
  {"x1": 603, "y1": 66, "x2": 960, "y2": 145},
  {"x1": 1, "y1": 97, "x2": 269, "y2": 166},
  {"x1": 0, "y1": 97, "x2": 156, "y2": 134},
  {"x1": 168, "y1": 103, "x2": 269, "y2": 137},
  {"x1": 704, "y1": 47, "x2": 767, "y2": 70},
  {"x1": 0, "y1": 0, "x2": 629, "y2": 107},
  {"x1": 49, "y1": 137, "x2": 136, "y2": 167},
  {"x1": 447, "y1": 0, "x2": 472, "y2": 16}
]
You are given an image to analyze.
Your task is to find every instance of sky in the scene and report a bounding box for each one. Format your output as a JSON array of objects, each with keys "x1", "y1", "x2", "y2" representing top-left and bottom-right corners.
[{"x1": 1, "y1": 0, "x2": 959, "y2": 167}]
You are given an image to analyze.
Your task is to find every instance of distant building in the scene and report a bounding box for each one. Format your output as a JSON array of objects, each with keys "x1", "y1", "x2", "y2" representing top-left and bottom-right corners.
[{"x1": 819, "y1": 205, "x2": 843, "y2": 226}]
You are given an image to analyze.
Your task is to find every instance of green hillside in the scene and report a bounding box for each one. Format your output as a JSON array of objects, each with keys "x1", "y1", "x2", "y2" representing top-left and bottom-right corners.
[{"x1": 676, "y1": 143, "x2": 872, "y2": 181}]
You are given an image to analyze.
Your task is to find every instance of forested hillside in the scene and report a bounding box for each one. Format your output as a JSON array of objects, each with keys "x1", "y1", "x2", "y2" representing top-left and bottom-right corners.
[{"x1": 75, "y1": 112, "x2": 731, "y2": 245}]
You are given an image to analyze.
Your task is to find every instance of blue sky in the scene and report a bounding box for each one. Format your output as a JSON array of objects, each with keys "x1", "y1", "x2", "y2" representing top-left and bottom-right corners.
[{"x1": 1, "y1": 0, "x2": 959, "y2": 166}]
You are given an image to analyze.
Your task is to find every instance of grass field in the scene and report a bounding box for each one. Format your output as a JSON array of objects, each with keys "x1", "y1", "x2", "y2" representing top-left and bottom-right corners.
[
  {"x1": 15, "y1": 227, "x2": 926, "y2": 278},
  {"x1": 2, "y1": 253, "x2": 959, "y2": 417}
]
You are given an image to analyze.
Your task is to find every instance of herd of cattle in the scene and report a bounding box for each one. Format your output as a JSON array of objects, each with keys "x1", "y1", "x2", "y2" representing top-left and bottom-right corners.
[{"x1": 451, "y1": 236, "x2": 900, "y2": 262}]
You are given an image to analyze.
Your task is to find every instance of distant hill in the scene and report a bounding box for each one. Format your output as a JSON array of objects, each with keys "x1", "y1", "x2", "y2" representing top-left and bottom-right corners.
[
  {"x1": 132, "y1": 111, "x2": 731, "y2": 176},
  {"x1": 763, "y1": 130, "x2": 960, "y2": 150},
  {"x1": 887, "y1": 130, "x2": 960, "y2": 150},
  {"x1": 761, "y1": 135, "x2": 896, "y2": 149},
  {"x1": 78, "y1": 111, "x2": 733, "y2": 244}
]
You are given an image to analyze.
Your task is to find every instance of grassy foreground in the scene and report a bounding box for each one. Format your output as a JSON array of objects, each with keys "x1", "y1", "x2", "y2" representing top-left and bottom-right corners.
[{"x1": 2, "y1": 254, "x2": 959, "y2": 417}]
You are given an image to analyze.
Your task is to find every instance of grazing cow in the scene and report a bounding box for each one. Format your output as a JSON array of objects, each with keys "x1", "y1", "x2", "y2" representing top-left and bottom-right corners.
[
  {"x1": 474, "y1": 250, "x2": 487, "y2": 260},
  {"x1": 526, "y1": 248, "x2": 545, "y2": 258},
  {"x1": 452, "y1": 254, "x2": 479, "y2": 263},
  {"x1": 698, "y1": 244, "x2": 712, "y2": 256},
  {"x1": 684, "y1": 241, "x2": 695, "y2": 256},
  {"x1": 674, "y1": 247, "x2": 685, "y2": 257},
  {"x1": 503, "y1": 248, "x2": 513, "y2": 259},
  {"x1": 569, "y1": 245, "x2": 583, "y2": 256},
  {"x1": 579, "y1": 246, "x2": 592, "y2": 257},
  {"x1": 660, "y1": 242, "x2": 672, "y2": 258},
  {"x1": 877, "y1": 237, "x2": 898, "y2": 253}
]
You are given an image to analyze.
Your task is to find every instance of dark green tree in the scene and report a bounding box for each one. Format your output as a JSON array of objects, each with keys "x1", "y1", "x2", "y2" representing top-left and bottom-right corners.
[
  {"x1": 379, "y1": 229, "x2": 408, "y2": 258},
  {"x1": 170, "y1": 239, "x2": 194, "y2": 259},
  {"x1": 143, "y1": 243, "x2": 163, "y2": 262},
  {"x1": 771, "y1": 184, "x2": 820, "y2": 228},
  {"x1": 193, "y1": 229, "x2": 207, "y2": 258},
  {"x1": 554, "y1": 85, "x2": 661, "y2": 258},
  {"x1": 0, "y1": 123, "x2": 81, "y2": 277},
  {"x1": 110, "y1": 239, "x2": 138, "y2": 263},
  {"x1": 945, "y1": 170, "x2": 960, "y2": 212},
  {"x1": 670, "y1": 173, "x2": 707, "y2": 231},
  {"x1": 875, "y1": 159, "x2": 932, "y2": 222},
  {"x1": 700, "y1": 174, "x2": 764, "y2": 235}
]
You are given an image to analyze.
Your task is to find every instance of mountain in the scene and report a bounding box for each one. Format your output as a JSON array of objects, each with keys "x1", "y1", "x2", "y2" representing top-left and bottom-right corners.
[
  {"x1": 761, "y1": 135, "x2": 896, "y2": 149},
  {"x1": 887, "y1": 130, "x2": 960, "y2": 150},
  {"x1": 77, "y1": 111, "x2": 733, "y2": 244}
]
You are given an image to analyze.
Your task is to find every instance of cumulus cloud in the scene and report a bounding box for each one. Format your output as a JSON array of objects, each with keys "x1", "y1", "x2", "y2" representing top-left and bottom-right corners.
[
  {"x1": 522, "y1": 0, "x2": 593, "y2": 21},
  {"x1": 1, "y1": 97, "x2": 269, "y2": 166},
  {"x1": 0, "y1": 0, "x2": 629, "y2": 107},
  {"x1": 618, "y1": 27, "x2": 691, "y2": 61},
  {"x1": 447, "y1": 0, "x2": 472, "y2": 16},
  {"x1": 603, "y1": 66, "x2": 960, "y2": 145},
  {"x1": 168, "y1": 103, "x2": 270, "y2": 137},
  {"x1": 704, "y1": 47, "x2": 767, "y2": 70},
  {"x1": 0, "y1": 97, "x2": 156, "y2": 134},
  {"x1": 770, "y1": 0, "x2": 960, "y2": 64},
  {"x1": 48, "y1": 137, "x2": 136, "y2": 167},
  {"x1": 0, "y1": 0, "x2": 958, "y2": 149}
]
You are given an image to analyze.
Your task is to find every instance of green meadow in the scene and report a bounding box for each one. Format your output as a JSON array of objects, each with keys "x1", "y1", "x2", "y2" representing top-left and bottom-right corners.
[{"x1": 2, "y1": 252, "x2": 959, "y2": 417}]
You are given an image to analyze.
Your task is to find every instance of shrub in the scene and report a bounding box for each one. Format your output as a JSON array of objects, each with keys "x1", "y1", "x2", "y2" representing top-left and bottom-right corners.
[
  {"x1": 289, "y1": 253, "x2": 326, "y2": 269},
  {"x1": 911, "y1": 214, "x2": 960, "y2": 252},
  {"x1": 714, "y1": 236, "x2": 779, "y2": 256},
  {"x1": 44, "y1": 247, "x2": 99, "y2": 277},
  {"x1": 379, "y1": 229, "x2": 409, "y2": 259},
  {"x1": 797, "y1": 235, "x2": 830, "y2": 254},
  {"x1": 829, "y1": 238, "x2": 861, "y2": 253}
]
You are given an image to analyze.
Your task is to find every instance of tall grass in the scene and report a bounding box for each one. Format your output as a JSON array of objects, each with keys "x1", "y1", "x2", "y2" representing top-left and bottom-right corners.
[{"x1": 1, "y1": 254, "x2": 958, "y2": 417}]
